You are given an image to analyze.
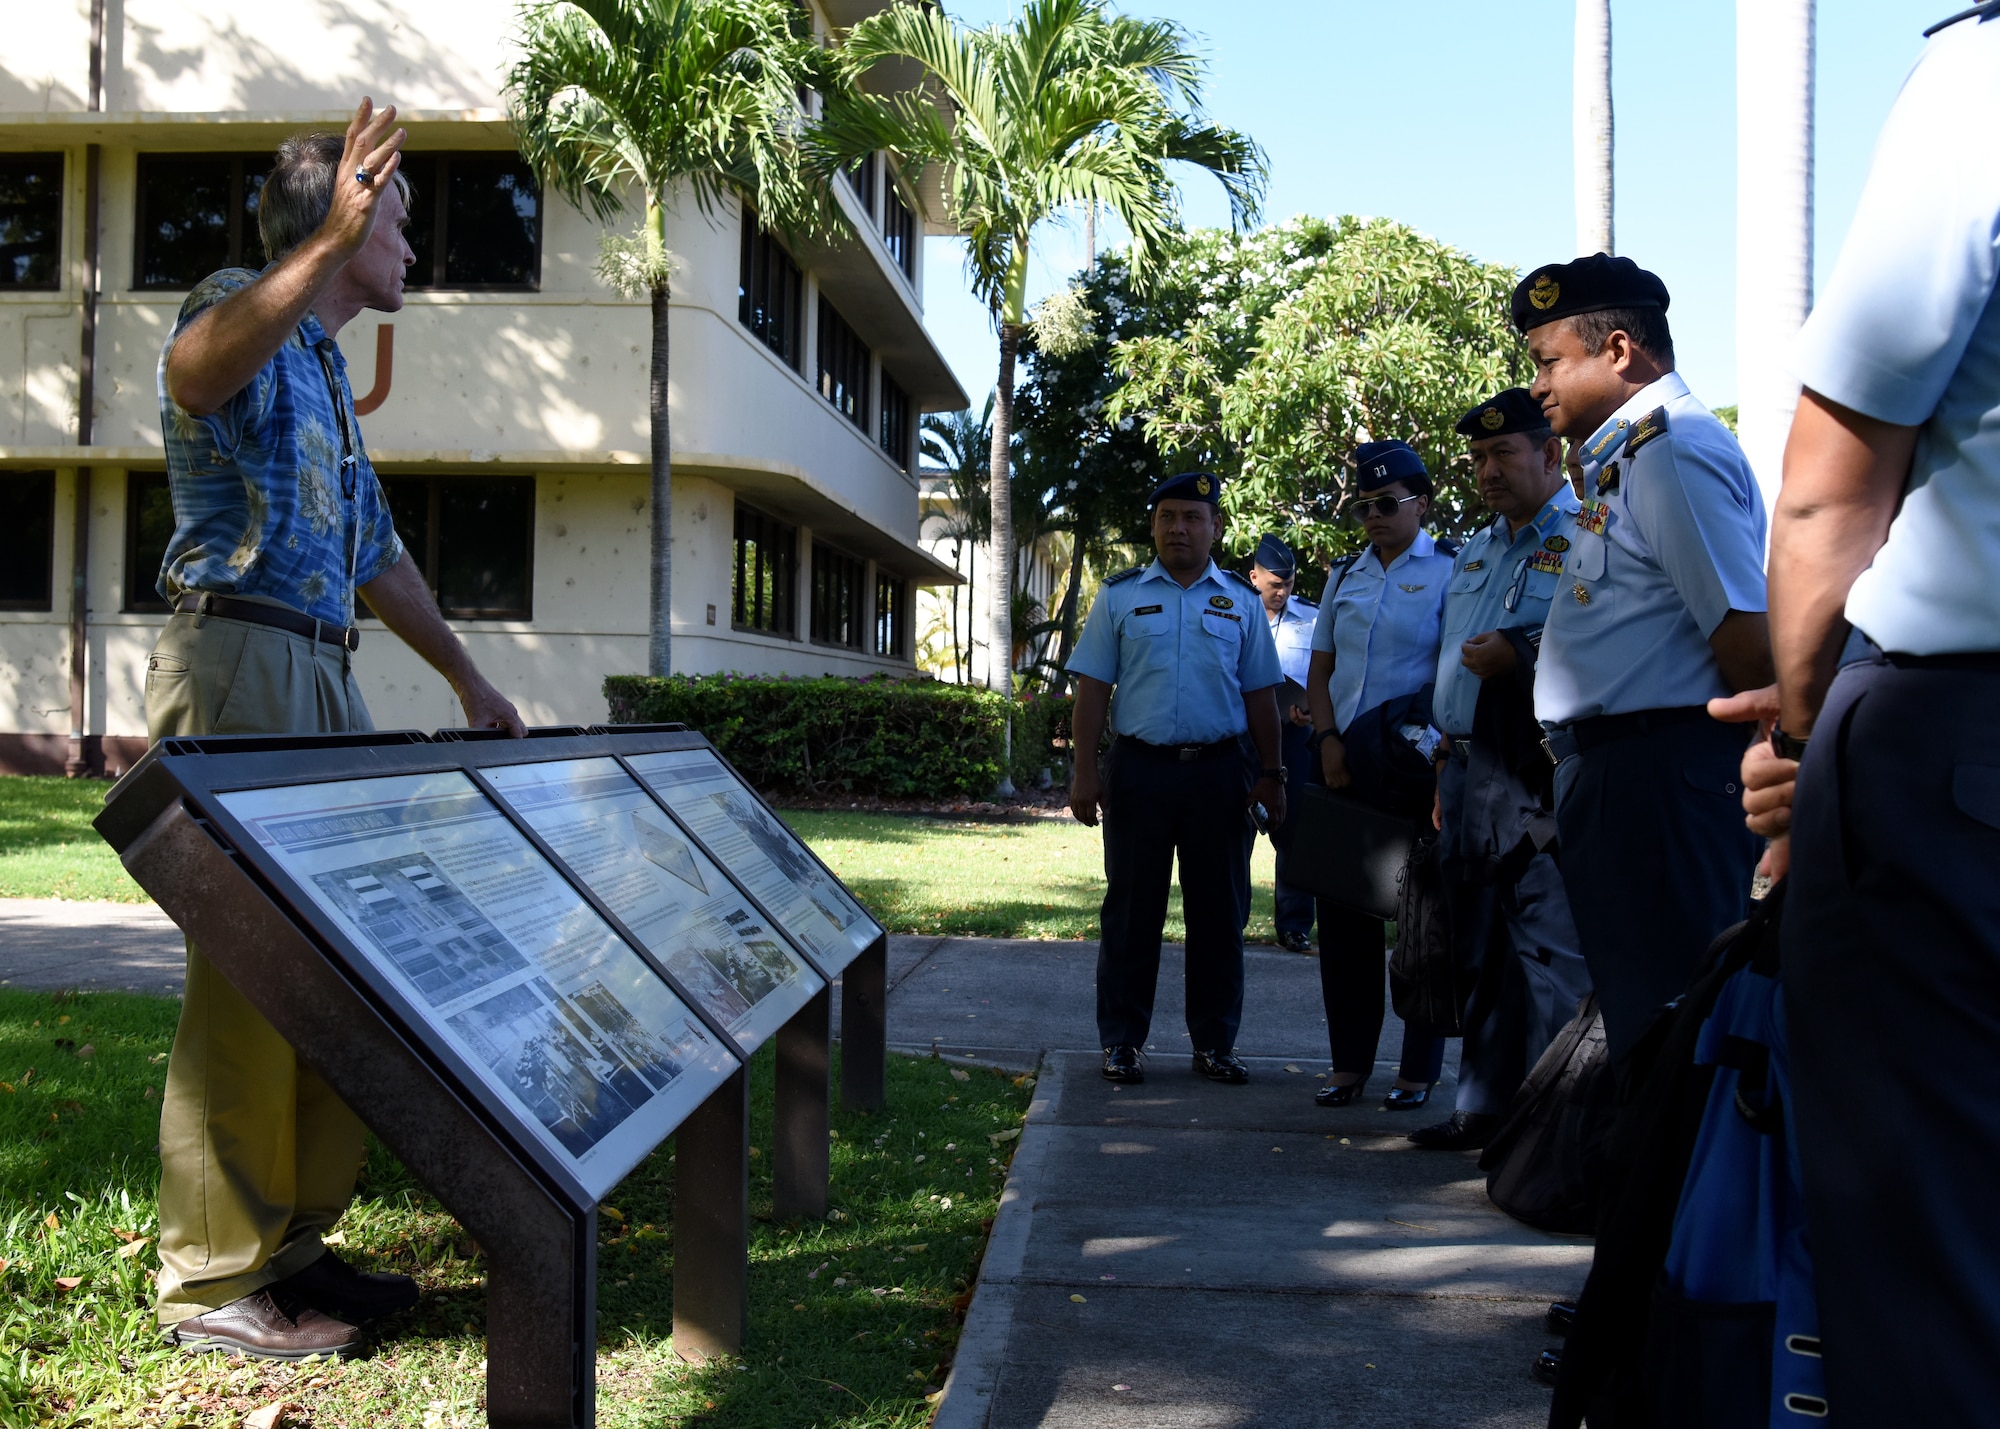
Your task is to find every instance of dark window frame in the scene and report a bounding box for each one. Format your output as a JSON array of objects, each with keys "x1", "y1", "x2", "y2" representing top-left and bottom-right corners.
[
  {"x1": 0, "y1": 154, "x2": 65, "y2": 291},
  {"x1": 878, "y1": 371, "x2": 912, "y2": 469},
  {"x1": 377, "y1": 474, "x2": 537, "y2": 621},
  {"x1": 734, "y1": 501, "x2": 799, "y2": 638},
  {"x1": 882, "y1": 176, "x2": 916, "y2": 280},
  {"x1": 844, "y1": 151, "x2": 877, "y2": 222},
  {"x1": 874, "y1": 571, "x2": 907, "y2": 659},
  {"x1": 817, "y1": 295, "x2": 871, "y2": 432},
  {"x1": 132, "y1": 152, "x2": 271, "y2": 290},
  {"x1": 0, "y1": 469, "x2": 57, "y2": 611},
  {"x1": 738, "y1": 205, "x2": 804, "y2": 370},
  {"x1": 123, "y1": 470, "x2": 175, "y2": 613},
  {"x1": 809, "y1": 540, "x2": 866, "y2": 651},
  {"x1": 397, "y1": 152, "x2": 544, "y2": 292}
]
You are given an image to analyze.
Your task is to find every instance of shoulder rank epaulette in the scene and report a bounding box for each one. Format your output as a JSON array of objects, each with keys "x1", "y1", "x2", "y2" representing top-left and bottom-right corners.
[
  {"x1": 1289, "y1": 595, "x2": 1319, "y2": 611},
  {"x1": 1925, "y1": 1, "x2": 2000, "y2": 39},
  {"x1": 1225, "y1": 568, "x2": 1260, "y2": 592},
  {"x1": 1103, "y1": 566, "x2": 1143, "y2": 586},
  {"x1": 1624, "y1": 406, "x2": 1670, "y2": 456}
]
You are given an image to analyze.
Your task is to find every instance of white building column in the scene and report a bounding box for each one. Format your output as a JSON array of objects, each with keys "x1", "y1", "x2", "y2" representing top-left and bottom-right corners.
[{"x1": 1736, "y1": 0, "x2": 1816, "y2": 515}]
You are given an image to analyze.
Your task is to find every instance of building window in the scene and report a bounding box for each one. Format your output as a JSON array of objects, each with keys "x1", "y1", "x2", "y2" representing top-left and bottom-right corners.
[
  {"x1": 882, "y1": 179, "x2": 916, "y2": 280},
  {"x1": 0, "y1": 156, "x2": 64, "y2": 290},
  {"x1": 379, "y1": 476, "x2": 536, "y2": 619},
  {"x1": 134, "y1": 154, "x2": 272, "y2": 289},
  {"x1": 817, "y1": 296, "x2": 870, "y2": 431},
  {"x1": 875, "y1": 573, "x2": 907, "y2": 659},
  {"x1": 0, "y1": 470, "x2": 56, "y2": 610},
  {"x1": 844, "y1": 151, "x2": 877, "y2": 220},
  {"x1": 734, "y1": 502, "x2": 798, "y2": 637},
  {"x1": 878, "y1": 371, "x2": 911, "y2": 469},
  {"x1": 124, "y1": 471, "x2": 176, "y2": 613},
  {"x1": 396, "y1": 154, "x2": 542, "y2": 290},
  {"x1": 810, "y1": 542, "x2": 865, "y2": 650},
  {"x1": 739, "y1": 207, "x2": 803, "y2": 370}
]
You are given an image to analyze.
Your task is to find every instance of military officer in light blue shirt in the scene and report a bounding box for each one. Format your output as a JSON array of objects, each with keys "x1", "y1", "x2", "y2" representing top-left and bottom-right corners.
[
  {"x1": 1516, "y1": 253, "x2": 1772, "y2": 1071},
  {"x1": 1410, "y1": 388, "x2": 1591, "y2": 1152},
  {"x1": 1067, "y1": 471, "x2": 1286, "y2": 1086},
  {"x1": 1247, "y1": 533, "x2": 1319, "y2": 952},
  {"x1": 1728, "y1": 7, "x2": 2000, "y2": 1417}
]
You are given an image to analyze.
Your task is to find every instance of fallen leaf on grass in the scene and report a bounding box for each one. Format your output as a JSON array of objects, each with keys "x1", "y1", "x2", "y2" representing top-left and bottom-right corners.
[
  {"x1": 243, "y1": 1402, "x2": 290, "y2": 1429},
  {"x1": 320, "y1": 1231, "x2": 345, "y2": 1247},
  {"x1": 949, "y1": 1068, "x2": 970, "y2": 1082},
  {"x1": 600, "y1": 1206, "x2": 625, "y2": 1223},
  {"x1": 55, "y1": 1276, "x2": 84, "y2": 1291},
  {"x1": 76, "y1": 1043, "x2": 95, "y2": 1059},
  {"x1": 0, "y1": 1081, "x2": 13, "y2": 1094},
  {"x1": 1284, "y1": 1064, "x2": 1304, "y2": 1074},
  {"x1": 116, "y1": 1238, "x2": 152, "y2": 1259},
  {"x1": 988, "y1": 1129, "x2": 1021, "y2": 1146},
  {"x1": 44, "y1": 1213, "x2": 59, "y2": 1230}
]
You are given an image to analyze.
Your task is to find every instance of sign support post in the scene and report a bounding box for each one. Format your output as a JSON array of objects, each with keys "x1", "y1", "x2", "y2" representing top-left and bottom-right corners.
[
  {"x1": 841, "y1": 935, "x2": 888, "y2": 1112},
  {"x1": 671, "y1": 1063, "x2": 750, "y2": 1362},
  {"x1": 772, "y1": 985, "x2": 831, "y2": 1221}
]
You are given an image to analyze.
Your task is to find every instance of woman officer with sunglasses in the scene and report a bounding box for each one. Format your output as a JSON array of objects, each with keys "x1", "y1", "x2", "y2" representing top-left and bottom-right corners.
[{"x1": 1303, "y1": 440, "x2": 1455, "y2": 1110}]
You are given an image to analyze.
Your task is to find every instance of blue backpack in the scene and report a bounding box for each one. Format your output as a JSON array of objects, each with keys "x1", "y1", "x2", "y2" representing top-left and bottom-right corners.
[{"x1": 1646, "y1": 925, "x2": 1828, "y2": 1424}]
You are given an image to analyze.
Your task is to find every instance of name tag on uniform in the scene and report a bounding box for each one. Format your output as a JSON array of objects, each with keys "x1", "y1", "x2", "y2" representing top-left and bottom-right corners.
[
  {"x1": 1203, "y1": 607, "x2": 1241, "y2": 623},
  {"x1": 1575, "y1": 500, "x2": 1611, "y2": 536},
  {"x1": 1133, "y1": 604, "x2": 1164, "y2": 616},
  {"x1": 1462, "y1": 560, "x2": 1484, "y2": 571}
]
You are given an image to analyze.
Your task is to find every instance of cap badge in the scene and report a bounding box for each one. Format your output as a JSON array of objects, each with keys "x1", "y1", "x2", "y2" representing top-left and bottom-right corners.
[
  {"x1": 1209, "y1": 595, "x2": 1233, "y2": 610},
  {"x1": 1195, "y1": 475, "x2": 1213, "y2": 496},
  {"x1": 1529, "y1": 275, "x2": 1561, "y2": 311},
  {"x1": 1479, "y1": 407, "x2": 1505, "y2": 431}
]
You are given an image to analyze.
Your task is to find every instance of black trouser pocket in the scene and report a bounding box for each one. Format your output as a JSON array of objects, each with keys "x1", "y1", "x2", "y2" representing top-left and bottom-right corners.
[{"x1": 1643, "y1": 1280, "x2": 1773, "y2": 1429}]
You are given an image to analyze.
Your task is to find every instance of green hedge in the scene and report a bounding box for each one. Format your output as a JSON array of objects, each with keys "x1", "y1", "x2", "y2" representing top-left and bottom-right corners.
[{"x1": 602, "y1": 673, "x2": 1075, "y2": 799}]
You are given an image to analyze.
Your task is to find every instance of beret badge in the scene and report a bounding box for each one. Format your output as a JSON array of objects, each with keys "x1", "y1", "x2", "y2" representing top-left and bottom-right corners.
[
  {"x1": 1479, "y1": 407, "x2": 1505, "y2": 431},
  {"x1": 1195, "y1": 475, "x2": 1212, "y2": 496},
  {"x1": 1529, "y1": 275, "x2": 1561, "y2": 311}
]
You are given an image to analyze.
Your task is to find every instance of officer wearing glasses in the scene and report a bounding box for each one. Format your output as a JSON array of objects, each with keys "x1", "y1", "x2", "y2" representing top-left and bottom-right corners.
[
  {"x1": 1304, "y1": 440, "x2": 1453, "y2": 1110},
  {"x1": 1412, "y1": 388, "x2": 1591, "y2": 1151},
  {"x1": 1068, "y1": 471, "x2": 1287, "y2": 1086}
]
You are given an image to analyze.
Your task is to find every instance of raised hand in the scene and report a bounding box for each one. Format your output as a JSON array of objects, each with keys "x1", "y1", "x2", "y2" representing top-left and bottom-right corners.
[{"x1": 324, "y1": 97, "x2": 407, "y2": 257}]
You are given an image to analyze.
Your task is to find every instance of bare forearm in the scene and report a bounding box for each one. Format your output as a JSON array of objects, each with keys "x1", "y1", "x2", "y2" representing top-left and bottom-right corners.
[
  {"x1": 1708, "y1": 609, "x2": 1774, "y2": 695},
  {"x1": 1071, "y1": 677, "x2": 1110, "y2": 772},
  {"x1": 1770, "y1": 390, "x2": 1915, "y2": 734},
  {"x1": 1305, "y1": 650, "x2": 1336, "y2": 734},
  {"x1": 1244, "y1": 688, "x2": 1280, "y2": 768},
  {"x1": 165, "y1": 237, "x2": 350, "y2": 416}
]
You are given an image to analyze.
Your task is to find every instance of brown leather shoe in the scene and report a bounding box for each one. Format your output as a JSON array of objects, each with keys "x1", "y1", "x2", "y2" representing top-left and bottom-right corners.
[
  {"x1": 275, "y1": 1249, "x2": 419, "y2": 1324},
  {"x1": 173, "y1": 1289, "x2": 364, "y2": 1360}
]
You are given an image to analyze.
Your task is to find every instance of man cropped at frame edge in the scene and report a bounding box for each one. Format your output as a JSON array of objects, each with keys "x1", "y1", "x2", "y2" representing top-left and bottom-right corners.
[{"x1": 149, "y1": 99, "x2": 526, "y2": 1361}]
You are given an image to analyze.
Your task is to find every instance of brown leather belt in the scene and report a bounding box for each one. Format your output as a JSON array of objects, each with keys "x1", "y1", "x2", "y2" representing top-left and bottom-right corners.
[{"x1": 175, "y1": 592, "x2": 361, "y2": 652}]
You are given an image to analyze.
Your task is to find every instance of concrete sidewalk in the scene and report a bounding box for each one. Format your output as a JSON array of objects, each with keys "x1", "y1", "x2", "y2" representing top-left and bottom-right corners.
[{"x1": 0, "y1": 905, "x2": 1580, "y2": 1425}]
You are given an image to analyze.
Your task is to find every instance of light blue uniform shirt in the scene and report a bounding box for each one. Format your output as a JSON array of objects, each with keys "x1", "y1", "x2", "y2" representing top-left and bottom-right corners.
[
  {"x1": 1434, "y1": 490, "x2": 1581, "y2": 737},
  {"x1": 1535, "y1": 372, "x2": 1768, "y2": 726},
  {"x1": 1309, "y1": 531, "x2": 1455, "y2": 733},
  {"x1": 1792, "y1": 15, "x2": 2000, "y2": 655},
  {"x1": 1267, "y1": 596, "x2": 1318, "y2": 690},
  {"x1": 1067, "y1": 558, "x2": 1283, "y2": 745}
]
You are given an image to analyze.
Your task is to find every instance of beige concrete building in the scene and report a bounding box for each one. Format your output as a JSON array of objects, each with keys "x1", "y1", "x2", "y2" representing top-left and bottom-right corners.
[{"x1": 0, "y1": 0, "x2": 964, "y2": 775}]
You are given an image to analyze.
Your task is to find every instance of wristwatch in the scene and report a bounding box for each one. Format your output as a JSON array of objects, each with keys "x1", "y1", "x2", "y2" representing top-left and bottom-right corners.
[
  {"x1": 1769, "y1": 721, "x2": 1809, "y2": 761},
  {"x1": 1260, "y1": 767, "x2": 1285, "y2": 781}
]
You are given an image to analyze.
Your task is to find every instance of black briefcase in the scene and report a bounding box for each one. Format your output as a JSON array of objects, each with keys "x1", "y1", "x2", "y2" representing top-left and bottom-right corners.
[{"x1": 1281, "y1": 783, "x2": 1419, "y2": 921}]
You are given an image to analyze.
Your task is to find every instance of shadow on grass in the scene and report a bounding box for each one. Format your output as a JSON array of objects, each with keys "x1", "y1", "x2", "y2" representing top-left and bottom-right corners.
[{"x1": 0, "y1": 777, "x2": 116, "y2": 858}]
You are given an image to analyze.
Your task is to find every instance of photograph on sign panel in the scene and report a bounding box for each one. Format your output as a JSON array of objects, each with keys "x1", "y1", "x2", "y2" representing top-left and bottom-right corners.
[
  {"x1": 626, "y1": 749, "x2": 879, "y2": 970},
  {"x1": 218, "y1": 771, "x2": 738, "y2": 1195},
  {"x1": 485, "y1": 758, "x2": 824, "y2": 1050}
]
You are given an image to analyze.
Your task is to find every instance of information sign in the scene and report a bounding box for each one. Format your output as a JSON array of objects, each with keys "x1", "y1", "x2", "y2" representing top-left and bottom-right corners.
[
  {"x1": 219, "y1": 770, "x2": 738, "y2": 1201},
  {"x1": 626, "y1": 749, "x2": 882, "y2": 972},
  {"x1": 482, "y1": 758, "x2": 826, "y2": 1053}
]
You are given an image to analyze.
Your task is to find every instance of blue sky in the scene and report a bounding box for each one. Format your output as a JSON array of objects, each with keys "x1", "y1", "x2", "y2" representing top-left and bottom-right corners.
[{"x1": 920, "y1": 0, "x2": 1944, "y2": 412}]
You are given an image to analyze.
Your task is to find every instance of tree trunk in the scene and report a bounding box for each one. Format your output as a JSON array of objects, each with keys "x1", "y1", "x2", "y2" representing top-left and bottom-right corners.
[
  {"x1": 949, "y1": 539, "x2": 964, "y2": 684},
  {"x1": 1735, "y1": 0, "x2": 1815, "y2": 515},
  {"x1": 988, "y1": 325, "x2": 1019, "y2": 795},
  {"x1": 647, "y1": 279, "x2": 674, "y2": 677},
  {"x1": 1048, "y1": 531, "x2": 1087, "y2": 696},
  {"x1": 1573, "y1": 0, "x2": 1614, "y2": 256}
]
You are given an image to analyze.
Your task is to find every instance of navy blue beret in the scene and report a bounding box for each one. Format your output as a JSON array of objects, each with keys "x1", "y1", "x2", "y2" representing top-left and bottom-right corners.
[
  {"x1": 1511, "y1": 252, "x2": 1670, "y2": 333},
  {"x1": 1149, "y1": 471, "x2": 1222, "y2": 508},
  {"x1": 1454, "y1": 387, "x2": 1550, "y2": 439},
  {"x1": 1252, "y1": 533, "x2": 1296, "y2": 578},
  {"x1": 1351, "y1": 440, "x2": 1428, "y2": 492}
]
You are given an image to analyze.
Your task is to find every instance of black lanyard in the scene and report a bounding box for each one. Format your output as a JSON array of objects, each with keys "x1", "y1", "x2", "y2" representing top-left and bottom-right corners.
[{"x1": 313, "y1": 341, "x2": 361, "y2": 614}]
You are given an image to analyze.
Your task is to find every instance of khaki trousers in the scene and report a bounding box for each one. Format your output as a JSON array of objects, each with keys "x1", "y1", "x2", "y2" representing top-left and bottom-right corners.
[{"x1": 145, "y1": 604, "x2": 374, "y2": 1323}]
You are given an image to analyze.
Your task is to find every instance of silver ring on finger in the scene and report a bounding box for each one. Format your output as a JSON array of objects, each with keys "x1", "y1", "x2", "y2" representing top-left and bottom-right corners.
[{"x1": 355, "y1": 166, "x2": 375, "y2": 187}]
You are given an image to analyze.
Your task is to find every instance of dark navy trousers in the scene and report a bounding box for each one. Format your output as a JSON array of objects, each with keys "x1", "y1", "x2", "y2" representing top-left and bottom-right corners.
[
  {"x1": 1096, "y1": 741, "x2": 1254, "y2": 1052},
  {"x1": 1315, "y1": 898, "x2": 1446, "y2": 1082},
  {"x1": 1552, "y1": 713, "x2": 1758, "y2": 1066},
  {"x1": 1785, "y1": 655, "x2": 2000, "y2": 1425}
]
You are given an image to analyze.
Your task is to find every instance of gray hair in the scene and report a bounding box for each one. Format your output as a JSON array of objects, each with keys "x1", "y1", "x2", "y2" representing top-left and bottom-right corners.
[{"x1": 258, "y1": 131, "x2": 413, "y2": 261}]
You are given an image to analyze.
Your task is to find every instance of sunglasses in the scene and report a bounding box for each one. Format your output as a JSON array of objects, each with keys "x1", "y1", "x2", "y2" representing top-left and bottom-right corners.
[{"x1": 1346, "y1": 492, "x2": 1423, "y2": 520}]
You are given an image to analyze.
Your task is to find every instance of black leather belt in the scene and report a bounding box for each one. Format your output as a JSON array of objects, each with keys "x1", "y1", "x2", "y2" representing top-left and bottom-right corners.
[
  {"x1": 1542, "y1": 704, "x2": 1709, "y2": 763},
  {"x1": 1116, "y1": 735, "x2": 1240, "y2": 763},
  {"x1": 175, "y1": 592, "x2": 361, "y2": 652}
]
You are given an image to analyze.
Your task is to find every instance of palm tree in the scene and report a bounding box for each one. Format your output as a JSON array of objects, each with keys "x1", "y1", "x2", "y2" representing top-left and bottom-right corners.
[
  {"x1": 921, "y1": 401, "x2": 994, "y2": 684},
  {"x1": 1573, "y1": 0, "x2": 1614, "y2": 256},
  {"x1": 506, "y1": 0, "x2": 839, "y2": 677},
  {"x1": 1734, "y1": 0, "x2": 1815, "y2": 511},
  {"x1": 818, "y1": 0, "x2": 1265, "y2": 729}
]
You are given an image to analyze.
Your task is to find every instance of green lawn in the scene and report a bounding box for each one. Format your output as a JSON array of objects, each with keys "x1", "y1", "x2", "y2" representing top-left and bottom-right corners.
[
  {"x1": 0, "y1": 778, "x2": 1288, "y2": 944},
  {"x1": 1, "y1": 987, "x2": 1032, "y2": 1428}
]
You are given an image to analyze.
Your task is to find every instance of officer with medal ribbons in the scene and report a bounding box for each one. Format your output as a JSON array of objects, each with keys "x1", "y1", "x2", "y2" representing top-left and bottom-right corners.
[
  {"x1": 1412, "y1": 388, "x2": 1592, "y2": 1150},
  {"x1": 1515, "y1": 254, "x2": 1772, "y2": 1069},
  {"x1": 1067, "y1": 472, "x2": 1287, "y2": 1086},
  {"x1": 1247, "y1": 533, "x2": 1319, "y2": 952}
]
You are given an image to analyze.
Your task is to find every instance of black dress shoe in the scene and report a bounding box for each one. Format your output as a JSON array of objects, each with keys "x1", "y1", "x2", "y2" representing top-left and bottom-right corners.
[
  {"x1": 1546, "y1": 1301, "x2": 1578, "y2": 1337},
  {"x1": 1192, "y1": 1049, "x2": 1249, "y2": 1083},
  {"x1": 1101, "y1": 1045, "x2": 1144, "y2": 1083},
  {"x1": 1531, "y1": 1346, "x2": 1562, "y2": 1386},
  {"x1": 1276, "y1": 930, "x2": 1313, "y2": 953},
  {"x1": 173, "y1": 1289, "x2": 364, "y2": 1361},
  {"x1": 1381, "y1": 1085, "x2": 1432, "y2": 1111},
  {"x1": 1407, "y1": 1110, "x2": 1503, "y2": 1149},
  {"x1": 273, "y1": 1249, "x2": 419, "y2": 1325},
  {"x1": 1314, "y1": 1077, "x2": 1367, "y2": 1107}
]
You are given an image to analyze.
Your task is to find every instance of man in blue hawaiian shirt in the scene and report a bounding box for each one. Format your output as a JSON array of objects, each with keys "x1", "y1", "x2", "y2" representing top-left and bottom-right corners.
[{"x1": 149, "y1": 99, "x2": 525, "y2": 1361}]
